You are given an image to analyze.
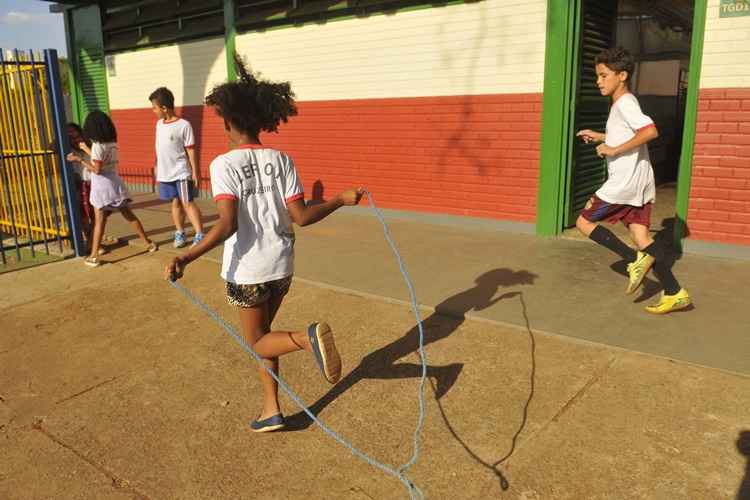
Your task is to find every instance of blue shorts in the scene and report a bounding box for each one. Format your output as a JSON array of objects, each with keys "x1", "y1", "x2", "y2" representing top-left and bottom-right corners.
[{"x1": 159, "y1": 179, "x2": 194, "y2": 203}]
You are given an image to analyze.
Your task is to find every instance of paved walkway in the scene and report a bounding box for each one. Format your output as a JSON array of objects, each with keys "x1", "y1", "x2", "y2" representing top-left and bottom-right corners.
[{"x1": 109, "y1": 193, "x2": 750, "y2": 375}]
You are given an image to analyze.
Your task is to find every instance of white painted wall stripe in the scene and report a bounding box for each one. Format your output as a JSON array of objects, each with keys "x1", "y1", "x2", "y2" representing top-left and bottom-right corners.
[
  {"x1": 701, "y1": 0, "x2": 750, "y2": 88},
  {"x1": 107, "y1": 37, "x2": 227, "y2": 109},
  {"x1": 235, "y1": 0, "x2": 547, "y2": 101}
]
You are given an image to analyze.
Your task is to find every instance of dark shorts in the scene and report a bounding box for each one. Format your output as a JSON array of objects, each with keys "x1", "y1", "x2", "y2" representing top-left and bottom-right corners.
[
  {"x1": 580, "y1": 195, "x2": 652, "y2": 228},
  {"x1": 159, "y1": 179, "x2": 194, "y2": 203},
  {"x1": 225, "y1": 276, "x2": 293, "y2": 308},
  {"x1": 101, "y1": 198, "x2": 132, "y2": 213}
]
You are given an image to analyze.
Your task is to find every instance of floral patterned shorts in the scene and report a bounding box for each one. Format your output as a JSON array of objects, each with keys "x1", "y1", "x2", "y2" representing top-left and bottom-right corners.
[{"x1": 225, "y1": 276, "x2": 293, "y2": 308}]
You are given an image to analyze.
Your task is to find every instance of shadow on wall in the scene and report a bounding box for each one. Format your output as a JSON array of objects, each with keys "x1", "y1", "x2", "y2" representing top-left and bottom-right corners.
[
  {"x1": 311, "y1": 180, "x2": 325, "y2": 203},
  {"x1": 177, "y1": 39, "x2": 227, "y2": 198},
  {"x1": 436, "y1": 0, "x2": 492, "y2": 176}
]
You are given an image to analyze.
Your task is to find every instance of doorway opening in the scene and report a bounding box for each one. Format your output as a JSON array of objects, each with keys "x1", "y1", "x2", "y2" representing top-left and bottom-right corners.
[{"x1": 563, "y1": 0, "x2": 695, "y2": 241}]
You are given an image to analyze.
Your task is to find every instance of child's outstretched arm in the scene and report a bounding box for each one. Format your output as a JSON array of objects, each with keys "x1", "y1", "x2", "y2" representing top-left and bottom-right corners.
[
  {"x1": 596, "y1": 125, "x2": 658, "y2": 158},
  {"x1": 286, "y1": 188, "x2": 363, "y2": 227},
  {"x1": 72, "y1": 156, "x2": 102, "y2": 175},
  {"x1": 164, "y1": 198, "x2": 237, "y2": 280},
  {"x1": 78, "y1": 142, "x2": 92, "y2": 156},
  {"x1": 576, "y1": 129, "x2": 605, "y2": 144}
]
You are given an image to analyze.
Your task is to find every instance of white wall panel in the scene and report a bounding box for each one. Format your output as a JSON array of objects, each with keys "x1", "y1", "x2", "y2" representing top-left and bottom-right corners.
[
  {"x1": 107, "y1": 37, "x2": 227, "y2": 109},
  {"x1": 235, "y1": 0, "x2": 547, "y2": 101},
  {"x1": 701, "y1": 0, "x2": 750, "y2": 88}
]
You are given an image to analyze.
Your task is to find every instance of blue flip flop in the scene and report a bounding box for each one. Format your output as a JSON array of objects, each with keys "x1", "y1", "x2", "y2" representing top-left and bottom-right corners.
[
  {"x1": 250, "y1": 413, "x2": 285, "y2": 433},
  {"x1": 307, "y1": 322, "x2": 342, "y2": 384}
]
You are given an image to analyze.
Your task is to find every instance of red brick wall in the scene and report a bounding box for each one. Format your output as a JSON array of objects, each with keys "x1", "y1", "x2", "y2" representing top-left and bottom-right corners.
[
  {"x1": 111, "y1": 106, "x2": 226, "y2": 193},
  {"x1": 689, "y1": 88, "x2": 750, "y2": 246},
  {"x1": 112, "y1": 93, "x2": 542, "y2": 222}
]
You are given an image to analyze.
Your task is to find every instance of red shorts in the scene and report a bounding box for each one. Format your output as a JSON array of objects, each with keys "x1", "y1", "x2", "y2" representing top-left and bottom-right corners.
[
  {"x1": 580, "y1": 195, "x2": 652, "y2": 228},
  {"x1": 79, "y1": 180, "x2": 93, "y2": 223}
]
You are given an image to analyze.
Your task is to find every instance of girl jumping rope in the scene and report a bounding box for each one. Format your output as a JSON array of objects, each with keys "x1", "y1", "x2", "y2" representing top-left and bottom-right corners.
[
  {"x1": 69, "y1": 110, "x2": 158, "y2": 267},
  {"x1": 165, "y1": 53, "x2": 363, "y2": 432}
]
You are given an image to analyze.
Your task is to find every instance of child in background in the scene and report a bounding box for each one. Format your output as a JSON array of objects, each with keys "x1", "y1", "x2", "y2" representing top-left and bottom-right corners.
[
  {"x1": 70, "y1": 110, "x2": 158, "y2": 267},
  {"x1": 149, "y1": 87, "x2": 205, "y2": 248},
  {"x1": 165, "y1": 53, "x2": 363, "y2": 432},
  {"x1": 65, "y1": 122, "x2": 94, "y2": 248}
]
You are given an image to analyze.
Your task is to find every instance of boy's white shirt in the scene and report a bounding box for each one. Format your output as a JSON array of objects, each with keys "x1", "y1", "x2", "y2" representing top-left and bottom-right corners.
[
  {"x1": 155, "y1": 117, "x2": 195, "y2": 182},
  {"x1": 210, "y1": 145, "x2": 304, "y2": 285},
  {"x1": 596, "y1": 93, "x2": 656, "y2": 206}
]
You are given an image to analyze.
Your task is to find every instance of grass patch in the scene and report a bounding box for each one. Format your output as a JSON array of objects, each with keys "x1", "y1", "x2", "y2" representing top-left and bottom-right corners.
[{"x1": 0, "y1": 246, "x2": 64, "y2": 274}]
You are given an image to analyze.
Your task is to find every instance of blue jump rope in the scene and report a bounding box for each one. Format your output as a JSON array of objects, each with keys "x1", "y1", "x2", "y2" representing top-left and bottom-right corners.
[{"x1": 169, "y1": 190, "x2": 428, "y2": 499}]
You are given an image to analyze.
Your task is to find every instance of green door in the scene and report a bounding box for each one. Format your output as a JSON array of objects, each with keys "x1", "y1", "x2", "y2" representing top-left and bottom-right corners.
[
  {"x1": 565, "y1": 0, "x2": 618, "y2": 226},
  {"x1": 70, "y1": 5, "x2": 109, "y2": 119}
]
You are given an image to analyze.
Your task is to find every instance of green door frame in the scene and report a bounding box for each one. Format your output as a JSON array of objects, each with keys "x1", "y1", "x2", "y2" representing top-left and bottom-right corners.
[
  {"x1": 536, "y1": 0, "x2": 709, "y2": 249},
  {"x1": 63, "y1": 9, "x2": 81, "y2": 124},
  {"x1": 536, "y1": 0, "x2": 579, "y2": 236},
  {"x1": 674, "y1": 0, "x2": 708, "y2": 251},
  {"x1": 63, "y1": 3, "x2": 109, "y2": 121},
  {"x1": 224, "y1": 0, "x2": 237, "y2": 81}
]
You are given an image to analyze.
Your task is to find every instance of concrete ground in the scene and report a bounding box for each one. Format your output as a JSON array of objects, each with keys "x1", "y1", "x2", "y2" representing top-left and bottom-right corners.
[
  {"x1": 2, "y1": 193, "x2": 750, "y2": 499},
  {"x1": 110, "y1": 192, "x2": 750, "y2": 374}
]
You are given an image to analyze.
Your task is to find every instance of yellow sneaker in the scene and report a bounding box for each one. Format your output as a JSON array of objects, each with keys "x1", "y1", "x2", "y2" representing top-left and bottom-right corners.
[
  {"x1": 645, "y1": 289, "x2": 691, "y2": 314},
  {"x1": 626, "y1": 251, "x2": 655, "y2": 295}
]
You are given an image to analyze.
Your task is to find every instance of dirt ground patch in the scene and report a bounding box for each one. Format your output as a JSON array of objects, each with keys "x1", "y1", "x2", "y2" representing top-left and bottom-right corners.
[{"x1": 1, "y1": 248, "x2": 749, "y2": 499}]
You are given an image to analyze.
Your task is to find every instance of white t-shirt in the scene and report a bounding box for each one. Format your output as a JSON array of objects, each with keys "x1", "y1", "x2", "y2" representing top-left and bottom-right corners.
[
  {"x1": 89, "y1": 142, "x2": 130, "y2": 209},
  {"x1": 596, "y1": 93, "x2": 656, "y2": 206},
  {"x1": 155, "y1": 117, "x2": 195, "y2": 182},
  {"x1": 210, "y1": 145, "x2": 304, "y2": 285},
  {"x1": 91, "y1": 141, "x2": 117, "y2": 174}
]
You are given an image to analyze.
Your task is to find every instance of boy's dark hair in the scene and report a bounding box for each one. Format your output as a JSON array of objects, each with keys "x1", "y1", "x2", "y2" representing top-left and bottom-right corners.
[
  {"x1": 149, "y1": 87, "x2": 175, "y2": 109},
  {"x1": 205, "y1": 52, "x2": 297, "y2": 138},
  {"x1": 595, "y1": 47, "x2": 635, "y2": 82},
  {"x1": 82, "y1": 110, "x2": 117, "y2": 143}
]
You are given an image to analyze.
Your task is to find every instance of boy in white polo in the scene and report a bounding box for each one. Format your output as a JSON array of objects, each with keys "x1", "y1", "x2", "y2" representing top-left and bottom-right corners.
[
  {"x1": 575, "y1": 47, "x2": 690, "y2": 314},
  {"x1": 150, "y1": 87, "x2": 205, "y2": 248}
]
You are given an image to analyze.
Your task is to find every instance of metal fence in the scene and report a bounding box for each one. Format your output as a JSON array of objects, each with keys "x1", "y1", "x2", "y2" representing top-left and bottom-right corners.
[{"x1": 0, "y1": 49, "x2": 83, "y2": 266}]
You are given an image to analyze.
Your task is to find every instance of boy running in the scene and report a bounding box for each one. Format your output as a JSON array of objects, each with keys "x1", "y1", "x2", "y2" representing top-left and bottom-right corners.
[{"x1": 575, "y1": 47, "x2": 691, "y2": 314}]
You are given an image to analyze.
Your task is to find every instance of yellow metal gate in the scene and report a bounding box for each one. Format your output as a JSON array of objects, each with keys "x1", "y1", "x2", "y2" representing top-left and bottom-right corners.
[{"x1": 0, "y1": 49, "x2": 82, "y2": 265}]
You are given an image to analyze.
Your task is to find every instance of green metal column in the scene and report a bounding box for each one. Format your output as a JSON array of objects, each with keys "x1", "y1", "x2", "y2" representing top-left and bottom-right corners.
[
  {"x1": 224, "y1": 0, "x2": 237, "y2": 81},
  {"x1": 63, "y1": 9, "x2": 81, "y2": 124},
  {"x1": 536, "y1": 0, "x2": 579, "y2": 236},
  {"x1": 673, "y1": 0, "x2": 708, "y2": 251},
  {"x1": 566, "y1": 0, "x2": 618, "y2": 226},
  {"x1": 68, "y1": 4, "x2": 109, "y2": 119}
]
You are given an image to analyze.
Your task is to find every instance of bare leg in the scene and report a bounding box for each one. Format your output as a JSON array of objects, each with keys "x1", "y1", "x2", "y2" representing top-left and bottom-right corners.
[
  {"x1": 183, "y1": 200, "x2": 204, "y2": 234},
  {"x1": 120, "y1": 206, "x2": 152, "y2": 245},
  {"x1": 89, "y1": 208, "x2": 107, "y2": 258},
  {"x1": 628, "y1": 223, "x2": 653, "y2": 250},
  {"x1": 252, "y1": 292, "x2": 309, "y2": 358},
  {"x1": 171, "y1": 199, "x2": 185, "y2": 233},
  {"x1": 576, "y1": 214, "x2": 597, "y2": 237},
  {"x1": 238, "y1": 302, "x2": 311, "y2": 420}
]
